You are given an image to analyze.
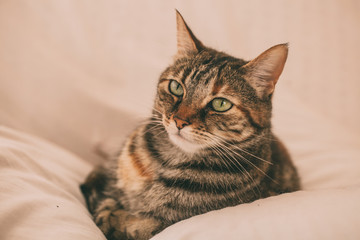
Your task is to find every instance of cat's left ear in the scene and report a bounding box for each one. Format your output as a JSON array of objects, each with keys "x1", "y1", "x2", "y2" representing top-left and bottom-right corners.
[
  {"x1": 243, "y1": 44, "x2": 288, "y2": 99},
  {"x1": 175, "y1": 10, "x2": 204, "y2": 57}
]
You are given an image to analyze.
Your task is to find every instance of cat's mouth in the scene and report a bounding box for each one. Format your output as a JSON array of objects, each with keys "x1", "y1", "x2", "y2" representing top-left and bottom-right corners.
[
  {"x1": 169, "y1": 130, "x2": 190, "y2": 142},
  {"x1": 162, "y1": 117, "x2": 205, "y2": 153},
  {"x1": 174, "y1": 131, "x2": 186, "y2": 139},
  {"x1": 167, "y1": 129, "x2": 204, "y2": 153}
]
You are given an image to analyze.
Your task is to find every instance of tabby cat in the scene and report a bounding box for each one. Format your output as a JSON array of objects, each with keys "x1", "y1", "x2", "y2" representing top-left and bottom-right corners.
[{"x1": 81, "y1": 11, "x2": 300, "y2": 240}]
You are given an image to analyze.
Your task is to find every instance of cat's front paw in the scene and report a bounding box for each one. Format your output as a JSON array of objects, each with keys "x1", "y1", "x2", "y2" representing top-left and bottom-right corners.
[
  {"x1": 94, "y1": 198, "x2": 162, "y2": 240},
  {"x1": 94, "y1": 198, "x2": 119, "y2": 236}
]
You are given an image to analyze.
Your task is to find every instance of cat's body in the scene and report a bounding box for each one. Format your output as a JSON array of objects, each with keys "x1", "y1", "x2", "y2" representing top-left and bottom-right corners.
[{"x1": 81, "y1": 11, "x2": 300, "y2": 240}]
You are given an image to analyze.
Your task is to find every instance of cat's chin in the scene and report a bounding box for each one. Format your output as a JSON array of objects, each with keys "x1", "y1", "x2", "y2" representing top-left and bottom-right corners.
[{"x1": 168, "y1": 133, "x2": 203, "y2": 154}]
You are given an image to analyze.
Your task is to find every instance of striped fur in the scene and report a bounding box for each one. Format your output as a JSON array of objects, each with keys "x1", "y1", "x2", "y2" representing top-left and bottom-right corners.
[{"x1": 81, "y1": 11, "x2": 300, "y2": 240}]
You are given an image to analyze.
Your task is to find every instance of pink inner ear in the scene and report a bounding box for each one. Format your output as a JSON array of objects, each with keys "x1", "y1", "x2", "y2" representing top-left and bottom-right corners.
[{"x1": 244, "y1": 44, "x2": 288, "y2": 98}]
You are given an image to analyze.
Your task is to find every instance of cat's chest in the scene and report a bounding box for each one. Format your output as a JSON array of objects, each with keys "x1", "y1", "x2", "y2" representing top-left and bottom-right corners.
[{"x1": 115, "y1": 134, "x2": 156, "y2": 193}]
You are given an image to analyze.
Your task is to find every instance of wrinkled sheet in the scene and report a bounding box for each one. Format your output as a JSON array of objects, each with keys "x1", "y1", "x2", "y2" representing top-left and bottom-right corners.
[{"x1": 0, "y1": 126, "x2": 105, "y2": 240}]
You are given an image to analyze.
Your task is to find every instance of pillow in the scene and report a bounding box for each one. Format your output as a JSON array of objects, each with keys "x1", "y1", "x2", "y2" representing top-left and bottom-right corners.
[
  {"x1": 0, "y1": 126, "x2": 105, "y2": 240},
  {"x1": 152, "y1": 188, "x2": 360, "y2": 240}
]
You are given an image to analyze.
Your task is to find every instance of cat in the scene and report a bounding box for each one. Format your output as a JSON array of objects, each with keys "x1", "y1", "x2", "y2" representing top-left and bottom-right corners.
[{"x1": 80, "y1": 10, "x2": 301, "y2": 240}]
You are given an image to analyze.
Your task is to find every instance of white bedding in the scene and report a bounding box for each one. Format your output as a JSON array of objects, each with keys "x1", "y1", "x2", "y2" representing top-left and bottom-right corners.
[
  {"x1": 0, "y1": 127, "x2": 104, "y2": 240},
  {"x1": 1, "y1": 1, "x2": 360, "y2": 239}
]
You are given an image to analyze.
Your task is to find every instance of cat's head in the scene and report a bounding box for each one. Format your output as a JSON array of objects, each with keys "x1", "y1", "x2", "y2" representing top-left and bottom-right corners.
[{"x1": 154, "y1": 11, "x2": 288, "y2": 153}]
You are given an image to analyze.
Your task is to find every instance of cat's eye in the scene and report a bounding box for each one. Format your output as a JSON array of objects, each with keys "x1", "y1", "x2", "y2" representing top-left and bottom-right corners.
[
  {"x1": 169, "y1": 80, "x2": 184, "y2": 97},
  {"x1": 211, "y1": 98, "x2": 232, "y2": 112}
]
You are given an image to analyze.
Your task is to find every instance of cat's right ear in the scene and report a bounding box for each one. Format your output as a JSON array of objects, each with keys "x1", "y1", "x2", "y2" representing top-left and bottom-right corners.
[
  {"x1": 175, "y1": 10, "x2": 204, "y2": 57},
  {"x1": 243, "y1": 44, "x2": 288, "y2": 100}
]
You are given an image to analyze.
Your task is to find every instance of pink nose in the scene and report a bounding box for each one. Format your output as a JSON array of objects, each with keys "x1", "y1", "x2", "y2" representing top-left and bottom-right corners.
[{"x1": 173, "y1": 116, "x2": 190, "y2": 130}]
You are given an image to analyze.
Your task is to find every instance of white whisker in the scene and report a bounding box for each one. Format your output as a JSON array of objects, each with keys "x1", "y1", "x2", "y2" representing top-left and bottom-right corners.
[
  {"x1": 210, "y1": 133, "x2": 273, "y2": 165},
  {"x1": 201, "y1": 134, "x2": 261, "y2": 197},
  {"x1": 200, "y1": 132, "x2": 277, "y2": 185}
]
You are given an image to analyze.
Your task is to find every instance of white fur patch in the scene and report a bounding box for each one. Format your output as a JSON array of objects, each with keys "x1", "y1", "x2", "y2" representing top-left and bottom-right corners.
[{"x1": 166, "y1": 121, "x2": 205, "y2": 153}]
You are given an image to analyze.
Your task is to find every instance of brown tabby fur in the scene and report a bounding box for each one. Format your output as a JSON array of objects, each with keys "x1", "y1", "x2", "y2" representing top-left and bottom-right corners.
[{"x1": 81, "y1": 11, "x2": 300, "y2": 240}]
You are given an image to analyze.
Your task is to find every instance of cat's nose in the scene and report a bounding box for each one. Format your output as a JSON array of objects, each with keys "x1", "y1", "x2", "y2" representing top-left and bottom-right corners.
[{"x1": 173, "y1": 116, "x2": 190, "y2": 130}]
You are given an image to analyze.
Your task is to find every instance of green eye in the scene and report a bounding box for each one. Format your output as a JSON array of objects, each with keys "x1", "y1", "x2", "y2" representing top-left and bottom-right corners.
[
  {"x1": 169, "y1": 80, "x2": 184, "y2": 97},
  {"x1": 211, "y1": 98, "x2": 232, "y2": 112}
]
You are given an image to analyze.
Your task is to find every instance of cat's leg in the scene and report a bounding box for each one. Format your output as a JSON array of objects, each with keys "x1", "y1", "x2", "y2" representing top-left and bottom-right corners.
[
  {"x1": 80, "y1": 165, "x2": 112, "y2": 214},
  {"x1": 94, "y1": 198, "x2": 163, "y2": 240}
]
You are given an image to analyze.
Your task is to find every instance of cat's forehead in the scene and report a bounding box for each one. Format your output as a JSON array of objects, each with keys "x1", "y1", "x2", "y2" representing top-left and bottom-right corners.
[{"x1": 179, "y1": 51, "x2": 247, "y2": 97}]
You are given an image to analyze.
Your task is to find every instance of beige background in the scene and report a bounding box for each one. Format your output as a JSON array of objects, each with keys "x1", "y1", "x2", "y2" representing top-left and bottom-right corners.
[{"x1": 0, "y1": 0, "x2": 359, "y2": 162}]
